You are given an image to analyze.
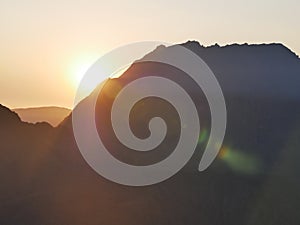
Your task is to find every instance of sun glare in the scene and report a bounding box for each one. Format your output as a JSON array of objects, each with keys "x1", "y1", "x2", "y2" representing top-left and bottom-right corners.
[
  {"x1": 67, "y1": 53, "x2": 103, "y2": 106},
  {"x1": 73, "y1": 62, "x2": 90, "y2": 85},
  {"x1": 68, "y1": 53, "x2": 133, "y2": 106},
  {"x1": 69, "y1": 54, "x2": 100, "y2": 88}
]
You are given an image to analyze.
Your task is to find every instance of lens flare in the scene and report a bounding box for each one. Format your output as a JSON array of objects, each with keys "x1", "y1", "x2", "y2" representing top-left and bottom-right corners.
[
  {"x1": 218, "y1": 146, "x2": 262, "y2": 175},
  {"x1": 198, "y1": 128, "x2": 208, "y2": 144}
]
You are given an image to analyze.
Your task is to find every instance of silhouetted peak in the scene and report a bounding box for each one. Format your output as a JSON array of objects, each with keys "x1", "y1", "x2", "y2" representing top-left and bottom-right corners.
[
  {"x1": 67, "y1": 39, "x2": 300, "y2": 126},
  {"x1": 34, "y1": 121, "x2": 53, "y2": 129},
  {"x1": 13, "y1": 106, "x2": 70, "y2": 127},
  {"x1": 266, "y1": 43, "x2": 299, "y2": 58},
  {"x1": 183, "y1": 40, "x2": 204, "y2": 48},
  {"x1": 182, "y1": 41, "x2": 299, "y2": 60},
  {"x1": 138, "y1": 44, "x2": 167, "y2": 60},
  {"x1": 0, "y1": 104, "x2": 21, "y2": 125},
  {"x1": 155, "y1": 44, "x2": 167, "y2": 50},
  {"x1": 136, "y1": 41, "x2": 298, "y2": 66},
  {"x1": 0, "y1": 104, "x2": 55, "y2": 131}
]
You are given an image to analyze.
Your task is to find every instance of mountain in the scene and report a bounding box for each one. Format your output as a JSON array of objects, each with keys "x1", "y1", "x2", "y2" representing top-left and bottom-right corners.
[
  {"x1": 1, "y1": 41, "x2": 300, "y2": 225},
  {"x1": 0, "y1": 104, "x2": 55, "y2": 221},
  {"x1": 142, "y1": 41, "x2": 300, "y2": 99},
  {"x1": 13, "y1": 106, "x2": 71, "y2": 127}
]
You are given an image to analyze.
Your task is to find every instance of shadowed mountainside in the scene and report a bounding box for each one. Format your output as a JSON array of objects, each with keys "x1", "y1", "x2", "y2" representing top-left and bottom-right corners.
[{"x1": 0, "y1": 41, "x2": 300, "y2": 225}]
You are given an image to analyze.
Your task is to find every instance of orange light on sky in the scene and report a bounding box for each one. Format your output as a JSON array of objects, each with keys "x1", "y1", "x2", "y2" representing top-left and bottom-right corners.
[
  {"x1": 0, "y1": 0, "x2": 299, "y2": 108},
  {"x1": 68, "y1": 53, "x2": 100, "y2": 89}
]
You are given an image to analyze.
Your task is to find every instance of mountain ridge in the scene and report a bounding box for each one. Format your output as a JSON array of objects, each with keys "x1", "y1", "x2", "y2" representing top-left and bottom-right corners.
[
  {"x1": 182, "y1": 40, "x2": 299, "y2": 58},
  {"x1": 1, "y1": 41, "x2": 300, "y2": 225},
  {"x1": 135, "y1": 40, "x2": 300, "y2": 102},
  {"x1": 13, "y1": 106, "x2": 71, "y2": 127}
]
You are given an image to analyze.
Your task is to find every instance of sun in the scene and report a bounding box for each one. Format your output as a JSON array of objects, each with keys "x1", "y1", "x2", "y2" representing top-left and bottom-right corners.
[
  {"x1": 69, "y1": 53, "x2": 100, "y2": 89},
  {"x1": 67, "y1": 53, "x2": 131, "y2": 105},
  {"x1": 73, "y1": 62, "x2": 91, "y2": 85},
  {"x1": 67, "y1": 53, "x2": 102, "y2": 105}
]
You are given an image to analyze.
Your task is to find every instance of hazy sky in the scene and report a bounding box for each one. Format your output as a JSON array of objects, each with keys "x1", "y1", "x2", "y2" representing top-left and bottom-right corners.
[{"x1": 0, "y1": 0, "x2": 299, "y2": 108}]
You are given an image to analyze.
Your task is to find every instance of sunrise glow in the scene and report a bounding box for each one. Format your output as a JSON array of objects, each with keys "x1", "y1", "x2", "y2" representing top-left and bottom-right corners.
[{"x1": 68, "y1": 54, "x2": 100, "y2": 89}]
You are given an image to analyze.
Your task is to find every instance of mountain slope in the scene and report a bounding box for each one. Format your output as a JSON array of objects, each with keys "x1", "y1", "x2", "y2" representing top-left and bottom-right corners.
[
  {"x1": 1, "y1": 41, "x2": 300, "y2": 225},
  {"x1": 51, "y1": 41, "x2": 300, "y2": 224}
]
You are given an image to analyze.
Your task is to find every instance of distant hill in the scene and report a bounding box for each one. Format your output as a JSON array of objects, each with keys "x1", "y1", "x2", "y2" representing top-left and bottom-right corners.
[
  {"x1": 1, "y1": 41, "x2": 300, "y2": 225},
  {"x1": 13, "y1": 106, "x2": 71, "y2": 127}
]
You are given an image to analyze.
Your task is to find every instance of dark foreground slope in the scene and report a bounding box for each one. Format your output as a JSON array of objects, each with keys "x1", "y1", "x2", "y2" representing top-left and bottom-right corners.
[{"x1": 0, "y1": 42, "x2": 300, "y2": 225}]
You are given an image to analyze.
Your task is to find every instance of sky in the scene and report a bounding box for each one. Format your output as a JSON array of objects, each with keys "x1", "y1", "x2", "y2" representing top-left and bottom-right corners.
[{"x1": 0, "y1": 0, "x2": 299, "y2": 109}]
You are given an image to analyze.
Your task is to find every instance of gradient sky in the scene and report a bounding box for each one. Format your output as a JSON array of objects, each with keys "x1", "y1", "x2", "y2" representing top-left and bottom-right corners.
[{"x1": 0, "y1": 0, "x2": 299, "y2": 109}]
